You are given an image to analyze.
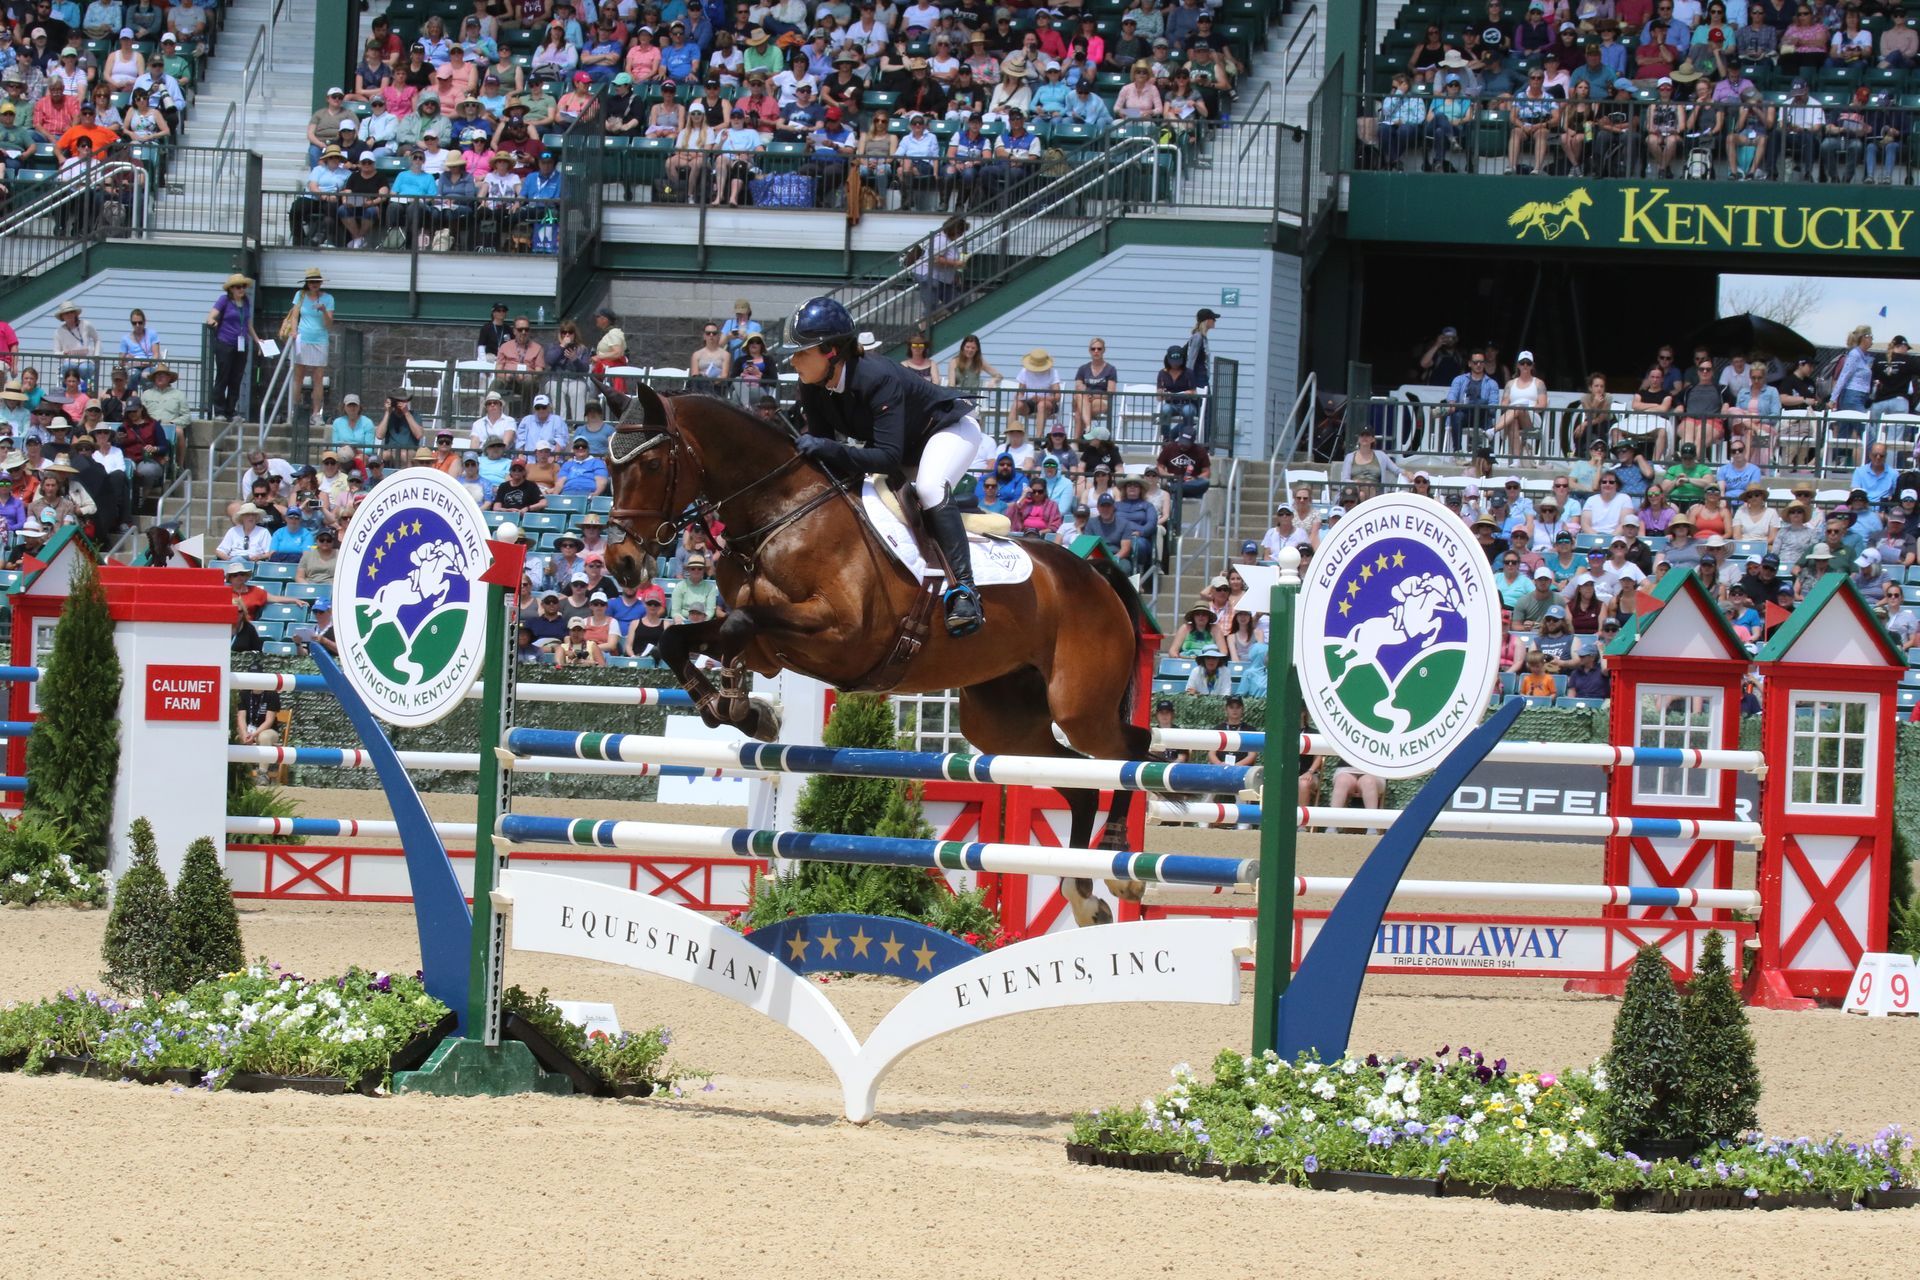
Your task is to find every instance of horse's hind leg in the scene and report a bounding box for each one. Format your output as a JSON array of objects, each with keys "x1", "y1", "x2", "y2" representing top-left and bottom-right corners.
[
  {"x1": 1046, "y1": 633, "x2": 1156, "y2": 922},
  {"x1": 956, "y1": 670, "x2": 1115, "y2": 928}
]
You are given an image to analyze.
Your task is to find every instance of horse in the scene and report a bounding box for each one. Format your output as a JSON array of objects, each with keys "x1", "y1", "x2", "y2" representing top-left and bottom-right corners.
[
  {"x1": 601, "y1": 384, "x2": 1151, "y2": 926},
  {"x1": 367, "y1": 541, "x2": 462, "y2": 681},
  {"x1": 1506, "y1": 187, "x2": 1592, "y2": 242}
]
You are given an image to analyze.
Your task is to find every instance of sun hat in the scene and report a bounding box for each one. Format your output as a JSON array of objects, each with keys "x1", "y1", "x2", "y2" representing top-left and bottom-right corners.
[{"x1": 1021, "y1": 349, "x2": 1053, "y2": 373}]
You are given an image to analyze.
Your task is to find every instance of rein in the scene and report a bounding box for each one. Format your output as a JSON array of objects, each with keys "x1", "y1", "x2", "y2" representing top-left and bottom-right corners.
[{"x1": 607, "y1": 405, "x2": 843, "y2": 569}]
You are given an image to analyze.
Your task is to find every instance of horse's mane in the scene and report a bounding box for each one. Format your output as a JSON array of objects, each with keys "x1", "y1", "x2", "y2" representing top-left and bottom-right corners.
[{"x1": 640, "y1": 389, "x2": 798, "y2": 453}]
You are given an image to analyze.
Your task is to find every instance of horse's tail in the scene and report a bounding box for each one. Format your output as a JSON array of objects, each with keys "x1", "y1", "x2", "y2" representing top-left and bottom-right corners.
[{"x1": 1086, "y1": 553, "x2": 1147, "y2": 728}]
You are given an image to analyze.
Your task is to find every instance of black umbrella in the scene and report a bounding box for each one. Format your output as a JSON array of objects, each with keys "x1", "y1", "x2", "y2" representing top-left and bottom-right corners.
[{"x1": 1684, "y1": 313, "x2": 1818, "y2": 362}]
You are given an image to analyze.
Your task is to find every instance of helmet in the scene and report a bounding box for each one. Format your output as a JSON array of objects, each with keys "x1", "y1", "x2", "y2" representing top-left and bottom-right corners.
[
  {"x1": 1164, "y1": 345, "x2": 1187, "y2": 364},
  {"x1": 779, "y1": 296, "x2": 856, "y2": 358}
]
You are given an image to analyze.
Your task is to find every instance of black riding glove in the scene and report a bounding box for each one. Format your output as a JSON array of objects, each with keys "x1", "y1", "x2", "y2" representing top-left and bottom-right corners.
[{"x1": 795, "y1": 433, "x2": 851, "y2": 470}]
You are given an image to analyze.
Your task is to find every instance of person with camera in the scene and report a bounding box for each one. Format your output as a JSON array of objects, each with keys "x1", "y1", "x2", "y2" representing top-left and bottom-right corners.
[{"x1": 377, "y1": 391, "x2": 422, "y2": 468}]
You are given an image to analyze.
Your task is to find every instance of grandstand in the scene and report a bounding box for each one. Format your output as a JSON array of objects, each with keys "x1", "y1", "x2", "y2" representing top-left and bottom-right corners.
[{"x1": 5, "y1": 0, "x2": 1919, "y2": 719}]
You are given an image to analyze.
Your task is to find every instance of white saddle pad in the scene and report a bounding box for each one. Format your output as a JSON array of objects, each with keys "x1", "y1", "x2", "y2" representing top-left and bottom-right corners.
[{"x1": 860, "y1": 479, "x2": 1034, "y2": 587}]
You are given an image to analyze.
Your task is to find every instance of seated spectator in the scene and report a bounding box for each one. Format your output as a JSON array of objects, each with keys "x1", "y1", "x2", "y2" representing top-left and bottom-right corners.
[
  {"x1": 489, "y1": 455, "x2": 546, "y2": 511},
  {"x1": 217, "y1": 503, "x2": 272, "y2": 560},
  {"x1": 670, "y1": 554, "x2": 722, "y2": 621},
  {"x1": 331, "y1": 394, "x2": 378, "y2": 458},
  {"x1": 1184, "y1": 646, "x2": 1232, "y2": 696},
  {"x1": 1563, "y1": 639, "x2": 1610, "y2": 698},
  {"x1": 1011, "y1": 349, "x2": 1059, "y2": 433},
  {"x1": 554, "y1": 615, "x2": 606, "y2": 667},
  {"x1": 1007, "y1": 474, "x2": 1060, "y2": 538},
  {"x1": 556, "y1": 435, "x2": 609, "y2": 495}
]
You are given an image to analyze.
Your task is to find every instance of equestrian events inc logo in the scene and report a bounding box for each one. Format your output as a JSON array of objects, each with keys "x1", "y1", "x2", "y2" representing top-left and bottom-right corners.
[
  {"x1": 1295, "y1": 493, "x2": 1500, "y2": 779},
  {"x1": 335, "y1": 467, "x2": 493, "y2": 728}
]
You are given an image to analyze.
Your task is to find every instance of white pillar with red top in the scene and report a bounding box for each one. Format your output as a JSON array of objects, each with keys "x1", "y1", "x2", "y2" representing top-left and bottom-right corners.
[{"x1": 99, "y1": 565, "x2": 236, "y2": 883}]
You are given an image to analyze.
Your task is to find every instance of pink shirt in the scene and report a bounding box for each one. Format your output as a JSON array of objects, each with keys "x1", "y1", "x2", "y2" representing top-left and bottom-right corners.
[{"x1": 625, "y1": 45, "x2": 662, "y2": 80}]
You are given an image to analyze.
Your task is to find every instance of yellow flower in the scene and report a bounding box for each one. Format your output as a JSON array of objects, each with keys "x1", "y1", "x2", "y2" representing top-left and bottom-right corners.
[{"x1": 1512, "y1": 1117, "x2": 1527, "y2": 1129}]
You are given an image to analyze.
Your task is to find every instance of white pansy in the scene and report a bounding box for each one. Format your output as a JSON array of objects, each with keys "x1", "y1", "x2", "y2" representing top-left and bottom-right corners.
[
  {"x1": 1382, "y1": 1074, "x2": 1405, "y2": 1096},
  {"x1": 1300, "y1": 1108, "x2": 1317, "y2": 1124}
]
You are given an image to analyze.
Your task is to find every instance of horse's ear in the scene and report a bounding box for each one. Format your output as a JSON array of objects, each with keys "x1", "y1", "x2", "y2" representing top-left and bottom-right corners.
[{"x1": 631, "y1": 382, "x2": 669, "y2": 429}]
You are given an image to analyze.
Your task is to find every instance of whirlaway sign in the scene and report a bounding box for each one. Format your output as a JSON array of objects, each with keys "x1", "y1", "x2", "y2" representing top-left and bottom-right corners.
[{"x1": 499, "y1": 870, "x2": 1251, "y2": 1122}]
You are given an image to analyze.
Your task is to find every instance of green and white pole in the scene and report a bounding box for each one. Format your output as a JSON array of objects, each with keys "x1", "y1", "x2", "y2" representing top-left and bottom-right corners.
[
  {"x1": 466, "y1": 523, "x2": 522, "y2": 1045},
  {"x1": 1252, "y1": 545, "x2": 1303, "y2": 1058}
]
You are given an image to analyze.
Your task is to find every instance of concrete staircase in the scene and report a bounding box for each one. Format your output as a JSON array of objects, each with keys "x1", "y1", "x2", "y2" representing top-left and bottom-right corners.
[{"x1": 187, "y1": 0, "x2": 317, "y2": 197}]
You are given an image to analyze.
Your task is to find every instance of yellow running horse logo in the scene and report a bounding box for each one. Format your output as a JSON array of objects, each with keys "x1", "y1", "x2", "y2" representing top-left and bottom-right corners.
[{"x1": 1506, "y1": 187, "x2": 1593, "y2": 241}]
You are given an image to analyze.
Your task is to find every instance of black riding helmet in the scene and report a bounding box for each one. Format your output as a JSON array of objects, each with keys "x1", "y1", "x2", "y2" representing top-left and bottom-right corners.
[{"x1": 779, "y1": 296, "x2": 858, "y2": 361}]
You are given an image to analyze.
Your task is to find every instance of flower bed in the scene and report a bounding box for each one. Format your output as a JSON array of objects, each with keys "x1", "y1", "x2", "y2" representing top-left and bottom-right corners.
[
  {"x1": 0, "y1": 965, "x2": 452, "y2": 1092},
  {"x1": 1067, "y1": 1048, "x2": 1920, "y2": 1210}
]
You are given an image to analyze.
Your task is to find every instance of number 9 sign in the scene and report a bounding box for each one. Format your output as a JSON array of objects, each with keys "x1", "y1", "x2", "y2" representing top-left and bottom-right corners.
[{"x1": 1845, "y1": 954, "x2": 1919, "y2": 1018}]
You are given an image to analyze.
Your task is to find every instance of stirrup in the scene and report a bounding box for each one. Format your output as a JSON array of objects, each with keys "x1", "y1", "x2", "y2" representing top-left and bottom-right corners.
[{"x1": 942, "y1": 584, "x2": 983, "y2": 637}]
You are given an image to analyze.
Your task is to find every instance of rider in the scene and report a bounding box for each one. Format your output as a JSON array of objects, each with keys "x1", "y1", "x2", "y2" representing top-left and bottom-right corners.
[{"x1": 779, "y1": 297, "x2": 985, "y2": 637}]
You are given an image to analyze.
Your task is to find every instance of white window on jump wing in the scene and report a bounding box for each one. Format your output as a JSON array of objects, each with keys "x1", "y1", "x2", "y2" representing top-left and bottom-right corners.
[
  {"x1": 28, "y1": 615, "x2": 58, "y2": 716},
  {"x1": 1631, "y1": 683, "x2": 1723, "y2": 807},
  {"x1": 893, "y1": 690, "x2": 971, "y2": 755},
  {"x1": 1785, "y1": 694, "x2": 1876, "y2": 814}
]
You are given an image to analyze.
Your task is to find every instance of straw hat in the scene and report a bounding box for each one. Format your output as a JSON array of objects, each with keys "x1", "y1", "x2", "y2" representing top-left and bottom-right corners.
[
  {"x1": 303, "y1": 265, "x2": 325, "y2": 283},
  {"x1": 0, "y1": 452, "x2": 24, "y2": 470},
  {"x1": 999, "y1": 52, "x2": 1031, "y2": 79},
  {"x1": 44, "y1": 415, "x2": 71, "y2": 432},
  {"x1": 148, "y1": 362, "x2": 175, "y2": 382},
  {"x1": 43, "y1": 456, "x2": 78, "y2": 474},
  {"x1": 745, "y1": 27, "x2": 769, "y2": 45},
  {"x1": 224, "y1": 273, "x2": 252, "y2": 290},
  {"x1": 0, "y1": 381, "x2": 23, "y2": 403},
  {"x1": 1021, "y1": 349, "x2": 1053, "y2": 373}
]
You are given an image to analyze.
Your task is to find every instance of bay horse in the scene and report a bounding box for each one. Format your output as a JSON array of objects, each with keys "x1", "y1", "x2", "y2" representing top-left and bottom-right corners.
[{"x1": 601, "y1": 384, "x2": 1151, "y2": 926}]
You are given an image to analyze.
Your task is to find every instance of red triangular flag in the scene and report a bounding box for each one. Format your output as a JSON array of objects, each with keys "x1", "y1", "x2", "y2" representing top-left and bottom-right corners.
[
  {"x1": 1634, "y1": 591, "x2": 1662, "y2": 615},
  {"x1": 17, "y1": 555, "x2": 46, "y2": 574},
  {"x1": 478, "y1": 537, "x2": 529, "y2": 589},
  {"x1": 1765, "y1": 602, "x2": 1791, "y2": 630}
]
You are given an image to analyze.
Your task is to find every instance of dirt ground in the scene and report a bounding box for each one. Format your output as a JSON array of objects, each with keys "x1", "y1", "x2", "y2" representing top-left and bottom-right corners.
[{"x1": 2, "y1": 798, "x2": 1916, "y2": 1280}]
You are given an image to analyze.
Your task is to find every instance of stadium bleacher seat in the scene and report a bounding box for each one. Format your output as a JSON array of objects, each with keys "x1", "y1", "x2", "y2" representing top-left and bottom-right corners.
[
  {"x1": 261, "y1": 641, "x2": 300, "y2": 658},
  {"x1": 252, "y1": 562, "x2": 296, "y2": 581},
  {"x1": 258, "y1": 603, "x2": 310, "y2": 625}
]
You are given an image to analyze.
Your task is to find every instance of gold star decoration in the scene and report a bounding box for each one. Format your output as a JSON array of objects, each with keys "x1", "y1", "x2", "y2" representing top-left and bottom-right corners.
[
  {"x1": 365, "y1": 563, "x2": 378, "y2": 579},
  {"x1": 816, "y1": 928, "x2": 841, "y2": 960},
  {"x1": 848, "y1": 927, "x2": 873, "y2": 959},
  {"x1": 1347, "y1": 580, "x2": 1361, "y2": 597},
  {"x1": 1393, "y1": 550, "x2": 1406, "y2": 567},
  {"x1": 911, "y1": 941, "x2": 936, "y2": 973},
  {"x1": 880, "y1": 932, "x2": 904, "y2": 965},
  {"x1": 1360, "y1": 563, "x2": 1373, "y2": 582},
  {"x1": 385, "y1": 530, "x2": 396, "y2": 547},
  {"x1": 785, "y1": 932, "x2": 809, "y2": 962},
  {"x1": 1338, "y1": 599, "x2": 1351, "y2": 617},
  {"x1": 411, "y1": 519, "x2": 424, "y2": 535},
  {"x1": 373, "y1": 545, "x2": 386, "y2": 563},
  {"x1": 1376, "y1": 553, "x2": 1389, "y2": 571}
]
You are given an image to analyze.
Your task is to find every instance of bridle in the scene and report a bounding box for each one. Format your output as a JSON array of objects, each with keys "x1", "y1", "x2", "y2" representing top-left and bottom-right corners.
[{"x1": 605, "y1": 402, "x2": 839, "y2": 570}]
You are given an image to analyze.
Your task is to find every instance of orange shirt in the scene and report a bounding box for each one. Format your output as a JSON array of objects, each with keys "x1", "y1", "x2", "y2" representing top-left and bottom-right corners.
[{"x1": 58, "y1": 123, "x2": 120, "y2": 158}]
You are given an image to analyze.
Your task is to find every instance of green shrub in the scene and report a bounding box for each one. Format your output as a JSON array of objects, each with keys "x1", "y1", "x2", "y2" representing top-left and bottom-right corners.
[
  {"x1": 1601, "y1": 945, "x2": 1690, "y2": 1152},
  {"x1": 101, "y1": 817, "x2": 173, "y2": 998},
  {"x1": 163, "y1": 837, "x2": 245, "y2": 991},
  {"x1": 0, "y1": 814, "x2": 106, "y2": 906},
  {"x1": 22, "y1": 555, "x2": 121, "y2": 872},
  {"x1": 1680, "y1": 930, "x2": 1761, "y2": 1146}
]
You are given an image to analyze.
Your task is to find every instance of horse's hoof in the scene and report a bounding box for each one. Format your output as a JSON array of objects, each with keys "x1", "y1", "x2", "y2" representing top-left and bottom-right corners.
[{"x1": 745, "y1": 697, "x2": 782, "y2": 743}]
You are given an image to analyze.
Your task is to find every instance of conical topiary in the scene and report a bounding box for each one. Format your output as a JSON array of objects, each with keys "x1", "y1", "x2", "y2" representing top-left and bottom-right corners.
[
  {"x1": 22, "y1": 554, "x2": 123, "y2": 872},
  {"x1": 163, "y1": 837, "x2": 245, "y2": 992},
  {"x1": 1680, "y1": 930, "x2": 1761, "y2": 1146},
  {"x1": 101, "y1": 817, "x2": 174, "y2": 998},
  {"x1": 1601, "y1": 944, "x2": 1689, "y2": 1153}
]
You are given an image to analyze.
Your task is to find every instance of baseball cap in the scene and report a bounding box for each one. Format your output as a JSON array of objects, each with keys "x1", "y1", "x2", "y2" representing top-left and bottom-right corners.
[
  {"x1": 1517, "y1": 349, "x2": 1535, "y2": 363},
  {"x1": 1903, "y1": 488, "x2": 1918, "y2": 501},
  {"x1": 1242, "y1": 541, "x2": 1258, "y2": 554},
  {"x1": 532, "y1": 394, "x2": 551, "y2": 407},
  {"x1": 1544, "y1": 605, "x2": 1566, "y2": 620},
  {"x1": 1533, "y1": 566, "x2": 1555, "y2": 580}
]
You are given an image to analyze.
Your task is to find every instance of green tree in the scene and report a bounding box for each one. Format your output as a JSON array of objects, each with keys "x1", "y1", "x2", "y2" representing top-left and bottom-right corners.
[
  {"x1": 164, "y1": 836, "x2": 245, "y2": 991},
  {"x1": 744, "y1": 695, "x2": 996, "y2": 938},
  {"x1": 101, "y1": 818, "x2": 174, "y2": 998},
  {"x1": 1601, "y1": 945, "x2": 1690, "y2": 1152},
  {"x1": 1680, "y1": 931, "x2": 1761, "y2": 1146},
  {"x1": 22, "y1": 554, "x2": 122, "y2": 872}
]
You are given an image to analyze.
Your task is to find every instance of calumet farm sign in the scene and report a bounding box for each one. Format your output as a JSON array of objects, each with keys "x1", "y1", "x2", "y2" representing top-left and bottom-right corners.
[{"x1": 1347, "y1": 174, "x2": 1918, "y2": 257}]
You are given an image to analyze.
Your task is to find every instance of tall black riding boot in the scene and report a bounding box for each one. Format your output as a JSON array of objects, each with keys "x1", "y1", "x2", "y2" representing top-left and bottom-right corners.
[{"x1": 924, "y1": 501, "x2": 983, "y2": 637}]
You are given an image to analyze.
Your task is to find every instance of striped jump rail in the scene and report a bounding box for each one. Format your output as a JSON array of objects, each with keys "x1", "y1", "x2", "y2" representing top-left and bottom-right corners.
[
  {"x1": 1146, "y1": 802, "x2": 1764, "y2": 843},
  {"x1": 227, "y1": 744, "x2": 769, "y2": 781},
  {"x1": 502, "y1": 728, "x2": 1260, "y2": 797},
  {"x1": 1147, "y1": 728, "x2": 1767, "y2": 774},
  {"x1": 1292, "y1": 877, "x2": 1761, "y2": 912},
  {"x1": 495, "y1": 814, "x2": 1260, "y2": 889},
  {"x1": 227, "y1": 816, "x2": 480, "y2": 841},
  {"x1": 231, "y1": 672, "x2": 699, "y2": 708},
  {"x1": 1288, "y1": 809, "x2": 1763, "y2": 842}
]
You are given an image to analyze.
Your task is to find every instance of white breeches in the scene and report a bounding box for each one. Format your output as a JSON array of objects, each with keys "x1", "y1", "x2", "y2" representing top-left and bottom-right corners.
[{"x1": 913, "y1": 415, "x2": 983, "y2": 510}]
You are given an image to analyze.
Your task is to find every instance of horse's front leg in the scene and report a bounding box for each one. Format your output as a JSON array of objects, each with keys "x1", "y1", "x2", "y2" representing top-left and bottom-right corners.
[{"x1": 656, "y1": 616, "x2": 739, "y2": 730}]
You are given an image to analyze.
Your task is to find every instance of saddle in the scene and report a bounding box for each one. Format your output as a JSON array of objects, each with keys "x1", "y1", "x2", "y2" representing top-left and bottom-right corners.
[{"x1": 870, "y1": 475, "x2": 1009, "y2": 539}]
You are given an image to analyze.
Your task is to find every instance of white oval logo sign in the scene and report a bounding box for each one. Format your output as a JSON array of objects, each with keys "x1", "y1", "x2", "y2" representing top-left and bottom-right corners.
[
  {"x1": 1294, "y1": 493, "x2": 1499, "y2": 779},
  {"x1": 334, "y1": 467, "x2": 493, "y2": 728}
]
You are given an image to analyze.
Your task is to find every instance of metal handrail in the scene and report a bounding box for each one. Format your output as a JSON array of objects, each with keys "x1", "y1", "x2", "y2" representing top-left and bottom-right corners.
[
  {"x1": 238, "y1": 24, "x2": 269, "y2": 139},
  {"x1": 1281, "y1": 2, "x2": 1321, "y2": 122},
  {"x1": 255, "y1": 341, "x2": 299, "y2": 446},
  {"x1": 198, "y1": 416, "x2": 248, "y2": 536},
  {"x1": 836, "y1": 135, "x2": 1163, "y2": 348},
  {"x1": 1222, "y1": 455, "x2": 1245, "y2": 568},
  {"x1": 1265, "y1": 370, "x2": 1318, "y2": 512}
]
